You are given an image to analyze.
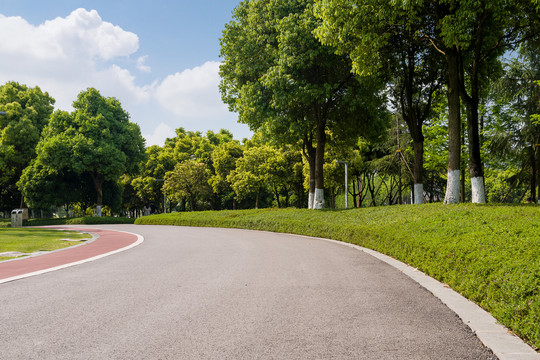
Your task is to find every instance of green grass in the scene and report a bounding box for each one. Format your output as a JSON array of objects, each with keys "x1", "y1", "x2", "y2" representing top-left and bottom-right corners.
[
  {"x1": 0, "y1": 228, "x2": 91, "y2": 261},
  {"x1": 136, "y1": 204, "x2": 540, "y2": 349}
]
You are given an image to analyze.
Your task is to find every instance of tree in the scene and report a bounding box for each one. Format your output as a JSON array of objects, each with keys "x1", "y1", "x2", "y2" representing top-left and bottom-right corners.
[
  {"x1": 429, "y1": 0, "x2": 540, "y2": 203},
  {"x1": 209, "y1": 141, "x2": 244, "y2": 209},
  {"x1": 486, "y1": 45, "x2": 540, "y2": 202},
  {"x1": 315, "y1": 0, "x2": 445, "y2": 205},
  {"x1": 164, "y1": 160, "x2": 212, "y2": 211},
  {"x1": 316, "y1": 0, "x2": 540, "y2": 204},
  {"x1": 227, "y1": 145, "x2": 279, "y2": 209},
  {"x1": 130, "y1": 144, "x2": 175, "y2": 212},
  {"x1": 0, "y1": 82, "x2": 55, "y2": 210},
  {"x1": 220, "y1": 0, "x2": 387, "y2": 209},
  {"x1": 23, "y1": 88, "x2": 145, "y2": 216}
]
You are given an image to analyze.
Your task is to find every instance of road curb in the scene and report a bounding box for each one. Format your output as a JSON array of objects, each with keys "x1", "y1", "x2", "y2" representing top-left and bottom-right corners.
[{"x1": 308, "y1": 236, "x2": 540, "y2": 360}]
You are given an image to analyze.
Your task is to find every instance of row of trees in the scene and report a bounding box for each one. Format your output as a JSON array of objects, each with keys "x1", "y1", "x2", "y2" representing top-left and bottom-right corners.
[
  {"x1": 0, "y1": 84, "x2": 145, "y2": 217},
  {"x1": 0, "y1": 71, "x2": 538, "y2": 217},
  {"x1": 219, "y1": 0, "x2": 540, "y2": 206},
  {"x1": 3, "y1": 0, "x2": 540, "y2": 215}
]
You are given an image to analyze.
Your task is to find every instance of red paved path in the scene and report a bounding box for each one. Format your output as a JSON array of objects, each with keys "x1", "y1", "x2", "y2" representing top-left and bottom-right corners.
[{"x1": 0, "y1": 227, "x2": 139, "y2": 281}]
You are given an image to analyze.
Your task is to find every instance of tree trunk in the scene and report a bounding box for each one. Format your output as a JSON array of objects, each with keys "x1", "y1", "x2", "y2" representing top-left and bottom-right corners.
[
  {"x1": 462, "y1": 71, "x2": 485, "y2": 203},
  {"x1": 255, "y1": 188, "x2": 260, "y2": 209},
  {"x1": 536, "y1": 144, "x2": 540, "y2": 203},
  {"x1": 444, "y1": 48, "x2": 461, "y2": 204},
  {"x1": 531, "y1": 146, "x2": 537, "y2": 202},
  {"x1": 313, "y1": 118, "x2": 326, "y2": 209},
  {"x1": 412, "y1": 138, "x2": 424, "y2": 204},
  {"x1": 273, "y1": 186, "x2": 281, "y2": 208},
  {"x1": 190, "y1": 194, "x2": 197, "y2": 211},
  {"x1": 90, "y1": 172, "x2": 104, "y2": 216},
  {"x1": 303, "y1": 136, "x2": 316, "y2": 209}
]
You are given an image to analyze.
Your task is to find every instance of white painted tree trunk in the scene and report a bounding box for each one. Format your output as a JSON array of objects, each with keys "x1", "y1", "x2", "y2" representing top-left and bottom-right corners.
[
  {"x1": 414, "y1": 183, "x2": 424, "y2": 204},
  {"x1": 96, "y1": 205, "x2": 102, "y2": 217},
  {"x1": 444, "y1": 170, "x2": 460, "y2": 204},
  {"x1": 313, "y1": 188, "x2": 325, "y2": 209},
  {"x1": 471, "y1": 176, "x2": 486, "y2": 203},
  {"x1": 308, "y1": 191, "x2": 314, "y2": 209}
]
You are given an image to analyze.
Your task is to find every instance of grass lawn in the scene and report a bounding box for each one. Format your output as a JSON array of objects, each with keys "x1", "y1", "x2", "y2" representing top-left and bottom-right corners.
[
  {"x1": 135, "y1": 203, "x2": 540, "y2": 349},
  {"x1": 0, "y1": 228, "x2": 91, "y2": 261}
]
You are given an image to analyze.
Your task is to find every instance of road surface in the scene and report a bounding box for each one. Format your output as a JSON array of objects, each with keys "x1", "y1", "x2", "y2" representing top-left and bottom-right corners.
[{"x1": 0, "y1": 225, "x2": 497, "y2": 359}]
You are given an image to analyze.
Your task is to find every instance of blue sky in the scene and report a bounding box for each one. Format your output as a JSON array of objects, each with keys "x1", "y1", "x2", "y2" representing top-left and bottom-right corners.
[{"x1": 0, "y1": 0, "x2": 250, "y2": 145}]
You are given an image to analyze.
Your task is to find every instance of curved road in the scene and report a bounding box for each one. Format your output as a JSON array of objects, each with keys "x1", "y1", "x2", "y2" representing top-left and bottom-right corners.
[{"x1": 0, "y1": 225, "x2": 497, "y2": 359}]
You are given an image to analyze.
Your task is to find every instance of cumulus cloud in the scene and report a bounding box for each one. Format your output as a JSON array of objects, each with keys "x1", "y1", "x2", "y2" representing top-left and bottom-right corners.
[
  {"x1": 0, "y1": 9, "x2": 251, "y2": 144},
  {"x1": 142, "y1": 122, "x2": 175, "y2": 147},
  {"x1": 136, "y1": 56, "x2": 152, "y2": 73},
  {"x1": 0, "y1": 9, "x2": 143, "y2": 109},
  {"x1": 0, "y1": 9, "x2": 138, "y2": 61},
  {"x1": 154, "y1": 61, "x2": 228, "y2": 118}
]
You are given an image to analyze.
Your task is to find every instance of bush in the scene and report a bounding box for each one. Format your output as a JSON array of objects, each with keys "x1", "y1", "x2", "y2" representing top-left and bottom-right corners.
[{"x1": 25, "y1": 216, "x2": 135, "y2": 226}]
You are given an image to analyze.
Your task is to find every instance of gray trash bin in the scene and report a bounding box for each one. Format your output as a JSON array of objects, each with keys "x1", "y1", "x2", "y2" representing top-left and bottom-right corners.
[{"x1": 11, "y1": 209, "x2": 23, "y2": 228}]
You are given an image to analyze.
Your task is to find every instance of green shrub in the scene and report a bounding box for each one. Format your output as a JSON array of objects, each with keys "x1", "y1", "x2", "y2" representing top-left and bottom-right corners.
[{"x1": 25, "y1": 216, "x2": 135, "y2": 226}]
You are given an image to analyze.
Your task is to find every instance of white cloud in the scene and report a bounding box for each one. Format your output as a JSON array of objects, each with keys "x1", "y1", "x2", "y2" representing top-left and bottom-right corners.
[
  {"x1": 154, "y1": 61, "x2": 228, "y2": 118},
  {"x1": 0, "y1": 10, "x2": 252, "y2": 144},
  {"x1": 0, "y1": 9, "x2": 138, "y2": 61},
  {"x1": 136, "y1": 56, "x2": 151, "y2": 73},
  {"x1": 0, "y1": 9, "x2": 144, "y2": 110},
  {"x1": 143, "y1": 122, "x2": 175, "y2": 147}
]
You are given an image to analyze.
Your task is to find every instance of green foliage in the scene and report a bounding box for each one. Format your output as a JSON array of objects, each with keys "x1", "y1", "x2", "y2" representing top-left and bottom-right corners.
[
  {"x1": 164, "y1": 160, "x2": 212, "y2": 211},
  {"x1": 0, "y1": 82, "x2": 55, "y2": 210},
  {"x1": 220, "y1": 0, "x2": 389, "y2": 202},
  {"x1": 136, "y1": 203, "x2": 540, "y2": 348},
  {"x1": 20, "y1": 88, "x2": 146, "y2": 212},
  {"x1": 227, "y1": 145, "x2": 278, "y2": 206}
]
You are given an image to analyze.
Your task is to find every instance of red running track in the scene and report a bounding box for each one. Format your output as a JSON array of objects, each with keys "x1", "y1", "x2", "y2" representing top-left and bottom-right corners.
[{"x1": 0, "y1": 227, "x2": 140, "y2": 282}]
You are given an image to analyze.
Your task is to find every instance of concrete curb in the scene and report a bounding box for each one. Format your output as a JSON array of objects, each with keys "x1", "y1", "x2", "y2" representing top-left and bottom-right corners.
[
  {"x1": 0, "y1": 229, "x2": 144, "y2": 284},
  {"x1": 312, "y1": 236, "x2": 540, "y2": 360}
]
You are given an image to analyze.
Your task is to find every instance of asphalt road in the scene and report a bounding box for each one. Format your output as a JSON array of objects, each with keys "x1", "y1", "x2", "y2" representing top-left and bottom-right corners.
[{"x1": 0, "y1": 225, "x2": 497, "y2": 359}]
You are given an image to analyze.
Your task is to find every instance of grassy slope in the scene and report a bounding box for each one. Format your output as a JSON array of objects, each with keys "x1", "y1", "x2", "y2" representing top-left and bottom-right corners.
[
  {"x1": 135, "y1": 204, "x2": 540, "y2": 349},
  {"x1": 0, "y1": 228, "x2": 91, "y2": 261}
]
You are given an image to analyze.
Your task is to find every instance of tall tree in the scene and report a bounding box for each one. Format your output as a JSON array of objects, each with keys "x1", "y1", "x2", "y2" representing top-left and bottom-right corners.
[
  {"x1": 130, "y1": 144, "x2": 175, "y2": 212},
  {"x1": 24, "y1": 88, "x2": 145, "y2": 216},
  {"x1": 164, "y1": 160, "x2": 212, "y2": 211},
  {"x1": 428, "y1": 0, "x2": 540, "y2": 203},
  {"x1": 0, "y1": 82, "x2": 55, "y2": 210},
  {"x1": 488, "y1": 45, "x2": 540, "y2": 202},
  {"x1": 314, "y1": 0, "x2": 443, "y2": 204},
  {"x1": 209, "y1": 141, "x2": 244, "y2": 209},
  {"x1": 227, "y1": 144, "x2": 278, "y2": 209},
  {"x1": 220, "y1": 0, "x2": 387, "y2": 209}
]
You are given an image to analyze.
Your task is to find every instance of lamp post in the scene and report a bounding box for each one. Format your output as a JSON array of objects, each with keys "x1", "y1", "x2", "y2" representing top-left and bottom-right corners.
[{"x1": 336, "y1": 160, "x2": 349, "y2": 209}]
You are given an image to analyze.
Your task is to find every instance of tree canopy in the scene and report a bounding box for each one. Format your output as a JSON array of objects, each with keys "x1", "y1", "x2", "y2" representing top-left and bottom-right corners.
[
  {"x1": 220, "y1": 0, "x2": 388, "y2": 209},
  {"x1": 0, "y1": 82, "x2": 55, "y2": 210},
  {"x1": 20, "y1": 88, "x2": 145, "y2": 215}
]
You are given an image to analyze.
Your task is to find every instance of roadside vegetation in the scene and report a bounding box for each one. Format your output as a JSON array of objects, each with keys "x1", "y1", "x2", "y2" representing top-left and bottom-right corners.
[
  {"x1": 0, "y1": 217, "x2": 134, "y2": 228},
  {"x1": 136, "y1": 203, "x2": 540, "y2": 349},
  {"x1": 0, "y1": 228, "x2": 91, "y2": 261}
]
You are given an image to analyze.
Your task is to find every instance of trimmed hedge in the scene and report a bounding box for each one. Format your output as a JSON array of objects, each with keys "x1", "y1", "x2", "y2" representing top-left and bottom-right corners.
[
  {"x1": 136, "y1": 204, "x2": 540, "y2": 349},
  {"x1": 24, "y1": 216, "x2": 135, "y2": 227}
]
